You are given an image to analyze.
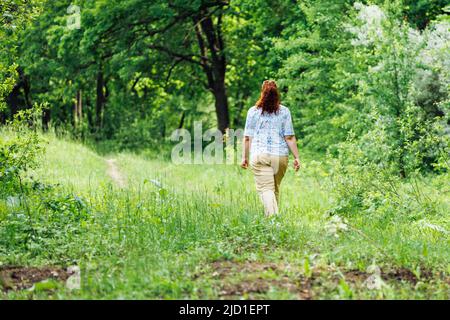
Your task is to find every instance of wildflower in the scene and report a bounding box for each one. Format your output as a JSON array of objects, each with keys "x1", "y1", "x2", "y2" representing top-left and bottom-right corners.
[
  {"x1": 325, "y1": 215, "x2": 348, "y2": 238},
  {"x1": 149, "y1": 179, "x2": 162, "y2": 188},
  {"x1": 365, "y1": 274, "x2": 385, "y2": 290},
  {"x1": 417, "y1": 220, "x2": 448, "y2": 234},
  {"x1": 364, "y1": 263, "x2": 386, "y2": 290},
  {"x1": 66, "y1": 266, "x2": 81, "y2": 291}
]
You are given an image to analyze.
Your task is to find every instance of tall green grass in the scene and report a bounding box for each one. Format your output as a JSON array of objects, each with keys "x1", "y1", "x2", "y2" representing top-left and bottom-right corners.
[{"x1": 1, "y1": 135, "x2": 449, "y2": 299}]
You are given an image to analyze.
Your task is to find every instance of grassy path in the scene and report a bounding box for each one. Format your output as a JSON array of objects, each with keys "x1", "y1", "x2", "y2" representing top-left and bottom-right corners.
[
  {"x1": 2, "y1": 135, "x2": 448, "y2": 299},
  {"x1": 106, "y1": 159, "x2": 126, "y2": 188}
]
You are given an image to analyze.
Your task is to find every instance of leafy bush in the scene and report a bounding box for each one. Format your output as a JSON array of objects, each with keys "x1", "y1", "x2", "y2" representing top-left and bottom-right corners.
[
  {"x1": 0, "y1": 106, "x2": 91, "y2": 262},
  {"x1": 318, "y1": 3, "x2": 450, "y2": 221},
  {"x1": 0, "y1": 183, "x2": 91, "y2": 258},
  {"x1": 0, "y1": 107, "x2": 43, "y2": 196},
  {"x1": 327, "y1": 136, "x2": 441, "y2": 221}
]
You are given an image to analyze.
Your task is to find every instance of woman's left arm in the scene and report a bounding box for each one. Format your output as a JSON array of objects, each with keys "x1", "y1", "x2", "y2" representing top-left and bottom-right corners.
[{"x1": 285, "y1": 135, "x2": 300, "y2": 171}]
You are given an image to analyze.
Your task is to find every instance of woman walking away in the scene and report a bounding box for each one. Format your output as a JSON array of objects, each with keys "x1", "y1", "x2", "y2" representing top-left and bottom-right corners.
[{"x1": 241, "y1": 80, "x2": 300, "y2": 216}]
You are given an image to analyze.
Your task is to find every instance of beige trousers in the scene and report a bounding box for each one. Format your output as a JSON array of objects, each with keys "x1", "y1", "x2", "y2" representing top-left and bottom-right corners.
[{"x1": 250, "y1": 154, "x2": 288, "y2": 216}]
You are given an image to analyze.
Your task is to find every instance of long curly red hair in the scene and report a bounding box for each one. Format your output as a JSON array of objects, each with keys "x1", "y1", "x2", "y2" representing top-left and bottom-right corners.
[{"x1": 256, "y1": 80, "x2": 281, "y2": 114}]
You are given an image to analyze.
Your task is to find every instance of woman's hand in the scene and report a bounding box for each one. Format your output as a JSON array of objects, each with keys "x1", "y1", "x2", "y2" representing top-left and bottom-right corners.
[
  {"x1": 241, "y1": 136, "x2": 251, "y2": 170},
  {"x1": 293, "y1": 158, "x2": 301, "y2": 172},
  {"x1": 285, "y1": 136, "x2": 301, "y2": 172},
  {"x1": 241, "y1": 158, "x2": 249, "y2": 169}
]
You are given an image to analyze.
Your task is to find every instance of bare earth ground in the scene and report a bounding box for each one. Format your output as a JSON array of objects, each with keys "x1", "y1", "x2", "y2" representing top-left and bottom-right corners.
[
  {"x1": 2, "y1": 259, "x2": 448, "y2": 296},
  {"x1": 106, "y1": 158, "x2": 126, "y2": 188},
  {"x1": 194, "y1": 260, "x2": 447, "y2": 300},
  {"x1": 0, "y1": 266, "x2": 71, "y2": 291}
]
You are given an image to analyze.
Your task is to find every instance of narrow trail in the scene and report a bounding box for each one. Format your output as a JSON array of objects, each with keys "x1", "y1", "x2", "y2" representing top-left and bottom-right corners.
[{"x1": 106, "y1": 158, "x2": 126, "y2": 188}]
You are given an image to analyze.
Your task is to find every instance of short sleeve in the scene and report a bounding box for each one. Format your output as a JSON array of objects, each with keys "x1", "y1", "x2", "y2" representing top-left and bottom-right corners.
[
  {"x1": 282, "y1": 108, "x2": 295, "y2": 136},
  {"x1": 244, "y1": 108, "x2": 256, "y2": 137}
]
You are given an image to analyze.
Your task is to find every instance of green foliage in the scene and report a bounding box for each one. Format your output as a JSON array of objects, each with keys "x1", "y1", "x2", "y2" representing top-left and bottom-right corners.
[
  {"x1": 2, "y1": 138, "x2": 449, "y2": 299},
  {"x1": 403, "y1": 0, "x2": 449, "y2": 29},
  {"x1": 271, "y1": 1, "x2": 450, "y2": 227},
  {"x1": 0, "y1": 182, "x2": 91, "y2": 261},
  {"x1": 0, "y1": 0, "x2": 42, "y2": 110},
  {"x1": 15, "y1": 0, "x2": 233, "y2": 139},
  {"x1": 276, "y1": 1, "x2": 449, "y2": 161},
  {"x1": 0, "y1": 106, "x2": 91, "y2": 263},
  {"x1": 327, "y1": 134, "x2": 442, "y2": 221},
  {"x1": 0, "y1": 0, "x2": 449, "y2": 300},
  {"x1": 4, "y1": 0, "x2": 448, "y2": 161},
  {"x1": 275, "y1": 0, "x2": 356, "y2": 152},
  {"x1": 0, "y1": 106, "x2": 44, "y2": 194}
]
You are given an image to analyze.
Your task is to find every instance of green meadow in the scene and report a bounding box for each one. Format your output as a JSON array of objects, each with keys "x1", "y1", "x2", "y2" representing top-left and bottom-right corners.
[
  {"x1": 1, "y1": 134, "x2": 448, "y2": 299},
  {"x1": 1, "y1": 0, "x2": 449, "y2": 300}
]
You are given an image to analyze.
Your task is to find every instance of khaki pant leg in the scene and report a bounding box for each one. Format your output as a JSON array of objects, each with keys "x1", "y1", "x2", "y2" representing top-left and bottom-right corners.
[
  {"x1": 272, "y1": 156, "x2": 288, "y2": 204},
  {"x1": 251, "y1": 154, "x2": 278, "y2": 216}
]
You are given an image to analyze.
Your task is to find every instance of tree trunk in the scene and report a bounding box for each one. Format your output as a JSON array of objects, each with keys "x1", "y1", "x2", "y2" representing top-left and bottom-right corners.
[
  {"x1": 77, "y1": 90, "x2": 82, "y2": 122},
  {"x1": 96, "y1": 69, "x2": 105, "y2": 129},
  {"x1": 213, "y1": 80, "x2": 230, "y2": 133},
  {"x1": 6, "y1": 67, "x2": 30, "y2": 119},
  {"x1": 178, "y1": 111, "x2": 186, "y2": 129},
  {"x1": 86, "y1": 96, "x2": 93, "y2": 129},
  {"x1": 6, "y1": 85, "x2": 21, "y2": 118},
  {"x1": 42, "y1": 108, "x2": 51, "y2": 131},
  {"x1": 193, "y1": 11, "x2": 230, "y2": 133},
  {"x1": 73, "y1": 95, "x2": 78, "y2": 127},
  {"x1": 73, "y1": 89, "x2": 82, "y2": 128},
  {"x1": 21, "y1": 69, "x2": 32, "y2": 109}
]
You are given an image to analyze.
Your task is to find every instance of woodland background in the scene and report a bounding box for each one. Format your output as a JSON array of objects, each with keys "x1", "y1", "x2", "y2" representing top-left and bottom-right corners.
[{"x1": 0, "y1": 0, "x2": 449, "y2": 299}]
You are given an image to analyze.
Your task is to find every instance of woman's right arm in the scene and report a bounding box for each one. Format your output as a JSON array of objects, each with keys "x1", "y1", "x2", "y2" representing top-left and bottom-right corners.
[
  {"x1": 241, "y1": 136, "x2": 252, "y2": 169},
  {"x1": 242, "y1": 108, "x2": 255, "y2": 169}
]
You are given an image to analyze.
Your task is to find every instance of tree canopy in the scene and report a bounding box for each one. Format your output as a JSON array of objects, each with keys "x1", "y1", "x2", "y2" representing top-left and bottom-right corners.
[{"x1": 1, "y1": 0, "x2": 449, "y2": 175}]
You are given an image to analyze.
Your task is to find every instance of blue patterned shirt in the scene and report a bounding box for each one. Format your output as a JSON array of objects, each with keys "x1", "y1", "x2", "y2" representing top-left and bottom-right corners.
[{"x1": 244, "y1": 105, "x2": 295, "y2": 158}]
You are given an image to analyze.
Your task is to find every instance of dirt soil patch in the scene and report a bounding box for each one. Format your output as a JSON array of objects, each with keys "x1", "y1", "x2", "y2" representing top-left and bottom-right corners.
[
  {"x1": 0, "y1": 266, "x2": 71, "y2": 291},
  {"x1": 205, "y1": 260, "x2": 312, "y2": 299},
  {"x1": 219, "y1": 277, "x2": 312, "y2": 300},
  {"x1": 201, "y1": 260, "x2": 442, "y2": 299},
  {"x1": 209, "y1": 260, "x2": 281, "y2": 279},
  {"x1": 341, "y1": 268, "x2": 434, "y2": 285}
]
